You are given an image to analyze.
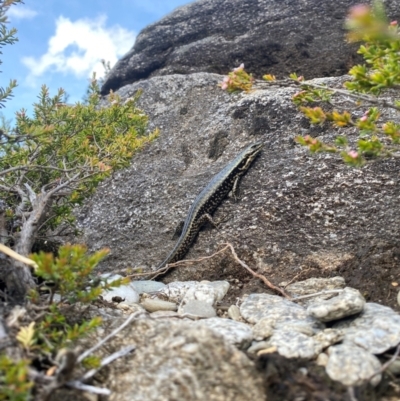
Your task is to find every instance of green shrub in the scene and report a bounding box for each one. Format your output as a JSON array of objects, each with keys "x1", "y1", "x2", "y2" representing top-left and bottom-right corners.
[{"x1": 220, "y1": 1, "x2": 400, "y2": 167}]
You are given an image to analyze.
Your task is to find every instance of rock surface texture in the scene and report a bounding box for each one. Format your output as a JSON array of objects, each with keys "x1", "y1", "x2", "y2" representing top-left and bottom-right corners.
[
  {"x1": 101, "y1": 0, "x2": 400, "y2": 94},
  {"x1": 47, "y1": 277, "x2": 400, "y2": 400},
  {"x1": 106, "y1": 319, "x2": 266, "y2": 401},
  {"x1": 79, "y1": 73, "x2": 400, "y2": 308}
]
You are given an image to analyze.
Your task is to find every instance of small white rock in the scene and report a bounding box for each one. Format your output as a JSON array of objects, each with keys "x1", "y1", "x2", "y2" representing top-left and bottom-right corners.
[
  {"x1": 140, "y1": 298, "x2": 177, "y2": 313},
  {"x1": 228, "y1": 305, "x2": 242, "y2": 321}
]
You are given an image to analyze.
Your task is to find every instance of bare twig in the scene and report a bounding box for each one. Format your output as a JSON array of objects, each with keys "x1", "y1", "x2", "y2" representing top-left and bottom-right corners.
[
  {"x1": 0, "y1": 243, "x2": 38, "y2": 269},
  {"x1": 0, "y1": 164, "x2": 79, "y2": 176},
  {"x1": 348, "y1": 387, "x2": 358, "y2": 401},
  {"x1": 65, "y1": 382, "x2": 111, "y2": 395},
  {"x1": 282, "y1": 268, "x2": 312, "y2": 288},
  {"x1": 80, "y1": 345, "x2": 136, "y2": 381},
  {"x1": 24, "y1": 183, "x2": 37, "y2": 204},
  {"x1": 366, "y1": 343, "x2": 400, "y2": 382},
  {"x1": 145, "y1": 242, "x2": 290, "y2": 298},
  {"x1": 144, "y1": 245, "x2": 231, "y2": 280},
  {"x1": 291, "y1": 289, "x2": 343, "y2": 302},
  {"x1": 223, "y1": 242, "x2": 291, "y2": 298},
  {"x1": 77, "y1": 311, "x2": 143, "y2": 363},
  {"x1": 152, "y1": 312, "x2": 209, "y2": 321}
]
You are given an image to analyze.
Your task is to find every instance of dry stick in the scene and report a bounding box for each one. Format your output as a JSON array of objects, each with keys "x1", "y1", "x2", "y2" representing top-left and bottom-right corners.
[
  {"x1": 77, "y1": 311, "x2": 143, "y2": 363},
  {"x1": 291, "y1": 289, "x2": 343, "y2": 302},
  {"x1": 348, "y1": 387, "x2": 358, "y2": 401},
  {"x1": 366, "y1": 343, "x2": 400, "y2": 383},
  {"x1": 222, "y1": 242, "x2": 291, "y2": 299},
  {"x1": 0, "y1": 243, "x2": 38, "y2": 269},
  {"x1": 80, "y1": 345, "x2": 136, "y2": 382},
  {"x1": 282, "y1": 268, "x2": 312, "y2": 288},
  {"x1": 129, "y1": 245, "x2": 232, "y2": 280},
  {"x1": 138, "y1": 243, "x2": 290, "y2": 298},
  {"x1": 65, "y1": 382, "x2": 111, "y2": 395}
]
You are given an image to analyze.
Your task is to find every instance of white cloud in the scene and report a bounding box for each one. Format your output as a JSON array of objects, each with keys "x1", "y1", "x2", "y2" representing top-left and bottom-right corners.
[
  {"x1": 22, "y1": 15, "x2": 136, "y2": 81},
  {"x1": 7, "y1": 5, "x2": 38, "y2": 20}
]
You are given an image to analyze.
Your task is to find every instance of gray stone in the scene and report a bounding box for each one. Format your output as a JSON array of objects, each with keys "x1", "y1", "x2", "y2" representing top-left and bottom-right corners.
[
  {"x1": 252, "y1": 317, "x2": 274, "y2": 341},
  {"x1": 156, "y1": 281, "x2": 198, "y2": 302},
  {"x1": 326, "y1": 344, "x2": 382, "y2": 387},
  {"x1": 101, "y1": 0, "x2": 400, "y2": 94},
  {"x1": 274, "y1": 321, "x2": 316, "y2": 337},
  {"x1": 156, "y1": 281, "x2": 229, "y2": 306},
  {"x1": 206, "y1": 281, "x2": 231, "y2": 301},
  {"x1": 181, "y1": 300, "x2": 217, "y2": 318},
  {"x1": 140, "y1": 298, "x2": 177, "y2": 313},
  {"x1": 313, "y1": 329, "x2": 343, "y2": 349},
  {"x1": 195, "y1": 317, "x2": 253, "y2": 349},
  {"x1": 131, "y1": 280, "x2": 166, "y2": 294},
  {"x1": 105, "y1": 318, "x2": 265, "y2": 401},
  {"x1": 179, "y1": 281, "x2": 230, "y2": 307},
  {"x1": 285, "y1": 277, "x2": 346, "y2": 306},
  {"x1": 116, "y1": 302, "x2": 147, "y2": 314},
  {"x1": 333, "y1": 303, "x2": 400, "y2": 354},
  {"x1": 240, "y1": 293, "x2": 323, "y2": 332},
  {"x1": 265, "y1": 330, "x2": 322, "y2": 359},
  {"x1": 307, "y1": 287, "x2": 365, "y2": 322}
]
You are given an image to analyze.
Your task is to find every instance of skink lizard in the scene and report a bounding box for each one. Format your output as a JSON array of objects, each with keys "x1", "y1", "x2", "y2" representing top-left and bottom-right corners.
[{"x1": 156, "y1": 141, "x2": 263, "y2": 271}]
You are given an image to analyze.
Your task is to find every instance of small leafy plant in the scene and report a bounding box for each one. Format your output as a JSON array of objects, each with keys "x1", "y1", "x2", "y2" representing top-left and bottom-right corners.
[
  {"x1": 0, "y1": 356, "x2": 32, "y2": 401},
  {"x1": 27, "y1": 244, "x2": 128, "y2": 354},
  {"x1": 220, "y1": 1, "x2": 400, "y2": 167},
  {"x1": 1, "y1": 244, "x2": 126, "y2": 400}
]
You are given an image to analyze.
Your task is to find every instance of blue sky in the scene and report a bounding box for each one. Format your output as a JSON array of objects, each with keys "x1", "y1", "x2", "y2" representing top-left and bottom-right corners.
[{"x1": 1, "y1": 0, "x2": 192, "y2": 123}]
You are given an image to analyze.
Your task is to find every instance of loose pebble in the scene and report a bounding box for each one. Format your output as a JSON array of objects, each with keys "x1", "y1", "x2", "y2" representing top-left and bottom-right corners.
[
  {"x1": 180, "y1": 300, "x2": 217, "y2": 318},
  {"x1": 100, "y1": 273, "x2": 140, "y2": 305},
  {"x1": 252, "y1": 318, "x2": 274, "y2": 340},
  {"x1": 307, "y1": 287, "x2": 365, "y2": 322},
  {"x1": 333, "y1": 303, "x2": 400, "y2": 354},
  {"x1": 157, "y1": 280, "x2": 229, "y2": 304},
  {"x1": 247, "y1": 341, "x2": 271, "y2": 354},
  {"x1": 316, "y1": 353, "x2": 329, "y2": 367},
  {"x1": 93, "y1": 275, "x2": 400, "y2": 389},
  {"x1": 227, "y1": 305, "x2": 242, "y2": 321},
  {"x1": 140, "y1": 298, "x2": 177, "y2": 313},
  {"x1": 313, "y1": 329, "x2": 343, "y2": 349},
  {"x1": 265, "y1": 330, "x2": 322, "y2": 359},
  {"x1": 326, "y1": 344, "x2": 382, "y2": 387},
  {"x1": 195, "y1": 317, "x2": 253, "y2": 349},
  {"x1": 240, "y1": 293, "x2": 323, "y2": 332}
]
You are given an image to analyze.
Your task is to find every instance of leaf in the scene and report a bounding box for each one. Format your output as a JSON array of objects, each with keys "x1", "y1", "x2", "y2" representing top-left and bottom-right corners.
[{"x1": 16, "y1": 322, "x2": 36, "y2": 350}]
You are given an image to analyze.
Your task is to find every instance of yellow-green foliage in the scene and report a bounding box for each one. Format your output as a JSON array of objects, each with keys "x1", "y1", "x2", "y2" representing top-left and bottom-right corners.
[
  {"x1": 0, "y1": 79, "x2": 158, "y2": 234},
  {"x1": 28, "y1": 244, "x2": 127, "y2": 353},
  {"x1": 294, "y1": 1, "x2": 400, "y2": 166},
  {"x1": 220, "y1": 1, "x2": 400, "y2": 167},
  {"x1": 0, "y1": 356, "x2": 32, "y2": 401},
  {"x1": 0, "y1": 245, "x2": 121, "y2": 400}
]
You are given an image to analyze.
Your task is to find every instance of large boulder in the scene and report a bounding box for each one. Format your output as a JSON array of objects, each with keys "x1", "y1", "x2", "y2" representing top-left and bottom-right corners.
[
  {"x1": 100, "y1": 0, "x2": 400, "y2": 95},
  {"x1": 78, "y1": 72, "x2": 400, "y2": 308}
]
